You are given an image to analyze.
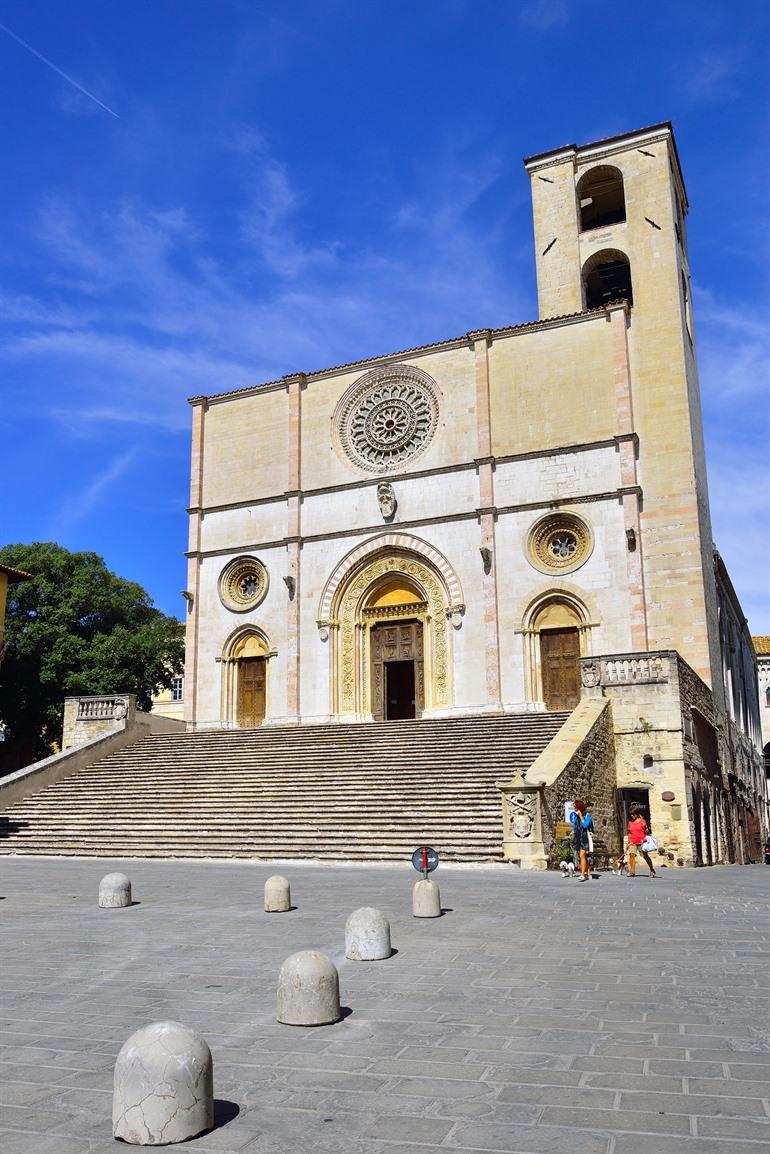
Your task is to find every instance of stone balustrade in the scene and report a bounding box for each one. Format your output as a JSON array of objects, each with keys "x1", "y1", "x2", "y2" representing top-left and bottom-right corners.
[
  {"x1": 580, "y1": 651, "x2": 672, "y2": 691},
  {"x1": 63, "y1": 695, "x2": 137, "y2": 749}
]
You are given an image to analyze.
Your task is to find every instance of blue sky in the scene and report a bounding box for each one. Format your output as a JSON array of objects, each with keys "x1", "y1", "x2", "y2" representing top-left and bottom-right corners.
[{"x1": 2, "y1": 1, "x2": 768, "y2": 631}]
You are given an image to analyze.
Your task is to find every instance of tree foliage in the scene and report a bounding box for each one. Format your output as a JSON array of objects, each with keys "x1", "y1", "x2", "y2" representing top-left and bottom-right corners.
[{"x1": 0, "y1": 542, "x2": 184, "y2": 767}]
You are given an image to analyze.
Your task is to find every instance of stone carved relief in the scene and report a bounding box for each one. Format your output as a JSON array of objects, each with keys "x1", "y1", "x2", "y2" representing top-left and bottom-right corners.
[
  {"x1": 581, "y1": 662, "x2": 600, "y2": 688},
  {"x1": 377, "y1": 482, "x2": 397, "y2": 521},
  {"x1": 526, "y1": 512, "x2": 593, "y2": 575},
  {"x1": 506, "y1": 792, "x2": 537, "y2": 839},
  {"x1": 219, "y1": 556, "x2": 269, "y2": 612},
  {"x1": 336, "y1": 553, "x2": 449, "y2": 714},
  {"x1": 334, "y1": 364, "x2": 440, "y2": 474}
]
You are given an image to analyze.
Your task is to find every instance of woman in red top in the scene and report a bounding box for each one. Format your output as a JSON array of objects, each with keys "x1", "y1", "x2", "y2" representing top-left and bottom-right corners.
[{"x1": 627, "y1": 804, "x2": 656, "y2": 878}]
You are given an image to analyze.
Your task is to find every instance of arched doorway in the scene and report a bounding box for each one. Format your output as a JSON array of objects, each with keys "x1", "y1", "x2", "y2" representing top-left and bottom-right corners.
[
  {"x1": 517, "y1": 589, "x2": 595, "y2": 710},
  {"x1": 220, "y1": 628, "x2": 273, "y2": 728},
  {"x1": 366, "y1": 578, "x2": 425, "y2": 721},
  {"x1": 535, "y1": 601, "x2": 583, "y2": 710},
  {"x1": 324, "y1": 547, "x2": 457, "y2": 720}
]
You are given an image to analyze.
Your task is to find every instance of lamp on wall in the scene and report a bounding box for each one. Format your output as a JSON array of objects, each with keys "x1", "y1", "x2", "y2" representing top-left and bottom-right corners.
[
  {"x1": 625, "y1": 527, "x2": 637, "y2": 551},
  {"x1": 283, "y1": 575, "x2": 296, "y2": 600},
  {"x1": 479, "y1": 547, "x2": 492, "y2": 575}
]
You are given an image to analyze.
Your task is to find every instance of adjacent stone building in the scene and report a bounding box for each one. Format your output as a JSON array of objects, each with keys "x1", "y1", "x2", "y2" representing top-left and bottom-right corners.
[{"x1": 183, "y1": 122, "x2": 767, "y2": 865}]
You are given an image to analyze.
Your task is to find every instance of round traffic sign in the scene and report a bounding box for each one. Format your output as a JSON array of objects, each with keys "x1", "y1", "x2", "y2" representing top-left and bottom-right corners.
[{"x1": 411, "y1": 846, "x2": 439, "y2": 874}]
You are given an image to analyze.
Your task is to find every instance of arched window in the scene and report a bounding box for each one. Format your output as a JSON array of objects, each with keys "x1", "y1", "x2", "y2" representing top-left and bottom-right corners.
[
  {"x1": 765, "y1": 686, "x2": 770, "y2": 707},
  {"x1": 583, "y1": 249, "x2": 633, "y2": 310},
  {"x1": 577, "y1": 166, "x2": 626, "y2": 232}
]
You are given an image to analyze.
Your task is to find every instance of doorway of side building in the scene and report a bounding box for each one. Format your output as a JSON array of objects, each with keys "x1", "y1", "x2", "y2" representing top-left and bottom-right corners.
[
  {"x1": 619, "y1": 787, "x2": 652, "y2": 831},
  {"x1": 370, "y1": 620, "x2": 424, "y2": 721},
  {"x1": 540, "y1": 627, "x2": 581, "y2": 710},
  {"x1": 237, "y1": 657, "x2": 266, "y2": 728}
]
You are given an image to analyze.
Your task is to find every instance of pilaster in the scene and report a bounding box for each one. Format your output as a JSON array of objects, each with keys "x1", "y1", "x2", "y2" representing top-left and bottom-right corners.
[
  {"x1": 185, "y1": 399, "x2": 207, "y2": 727},
  {"x1": 285, "y1": 374, "x2": 305, "y2": 719}
]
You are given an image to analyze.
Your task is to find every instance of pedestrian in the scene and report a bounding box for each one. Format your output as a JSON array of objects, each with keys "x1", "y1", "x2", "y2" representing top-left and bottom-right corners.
[
  {"x1": 570, "y1": 798, "x2": 593, "y2": 881},
  {"x1": 626, "y1": 803, "x2": 657, "y2": 878}
]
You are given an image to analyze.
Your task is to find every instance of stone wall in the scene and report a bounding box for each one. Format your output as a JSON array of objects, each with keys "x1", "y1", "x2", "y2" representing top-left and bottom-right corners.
[
  {"x1": 539, "y1": 700, "x2": 619, "y2": 865},
  {"x1": 62, "y1": 695, "x2": 136, "y2": 750}
]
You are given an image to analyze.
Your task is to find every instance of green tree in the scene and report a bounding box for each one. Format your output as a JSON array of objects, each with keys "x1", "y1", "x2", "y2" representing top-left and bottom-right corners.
[{"x1": 0, "y1": 542, "x2": 184, "y2": 770}]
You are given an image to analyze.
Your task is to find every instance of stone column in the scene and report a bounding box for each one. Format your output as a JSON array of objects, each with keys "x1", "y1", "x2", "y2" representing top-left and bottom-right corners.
[
  {"x1": 469, "y1": 329, "x2": 502, "y2": 710},
  {"x1": 497, "y1": 767, "x2": 547, "y2": 869},
  {"x1": 185, "y1": 398, "x2": 208, "y2": 728},
  {"x1": 609, "y1": 304, "x2": 648, "y2": 651},
  {"x1": 285, "y1": 373, "x2": 305, "y2": 722}
]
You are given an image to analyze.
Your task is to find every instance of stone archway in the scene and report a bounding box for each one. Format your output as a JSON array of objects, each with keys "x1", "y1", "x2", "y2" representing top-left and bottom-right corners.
[
  {"x1": 219, "y1": 626, "x2": 275, "y2": 728},
  {"x1": 515, "y1": 586, "x2": 598, "y2": 708},
  {"x1": 323, "y1": 545, "x2": 459, "y2": 720}
]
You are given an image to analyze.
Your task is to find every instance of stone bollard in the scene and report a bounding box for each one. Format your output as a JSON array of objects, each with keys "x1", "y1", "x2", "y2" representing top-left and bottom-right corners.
[
  {"x1": 264, "y1": 874, "x2": 291, "y2": 912},
  {"x1": 113, "y1": 1021, "x2": 213, "y2": 1145},
  {"x1": 99, "y1": 872, "x2": 132, "y2": 908},
  {"x1": 413, "y1": 879, "x2": 441, "y2": 918},
  {"x1": 345, "y1": 907, "x2": 391, "y2": 960},
  {"x1": 277, "y1": 950, "x2": 341, "y2": 1026}
]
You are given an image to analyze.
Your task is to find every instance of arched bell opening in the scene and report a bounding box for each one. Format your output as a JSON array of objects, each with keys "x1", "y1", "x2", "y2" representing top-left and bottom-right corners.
[
  {"x1": 577, "y1": 165, "x2": 626, "y2": 232},
  {"x1": 583, "y1": 248, "x2": 633, "y2": 310}
]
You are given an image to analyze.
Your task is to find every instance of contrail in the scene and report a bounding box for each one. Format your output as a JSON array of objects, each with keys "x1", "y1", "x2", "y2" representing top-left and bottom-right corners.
[{"x1": 0, "y1": 20, "x2": 119, "y2": 118}]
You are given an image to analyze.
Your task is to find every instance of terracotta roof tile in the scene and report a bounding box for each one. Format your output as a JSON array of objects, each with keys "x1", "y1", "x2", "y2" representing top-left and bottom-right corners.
[{"x1": 752, "y1": 635, "x2": 770, "y2": 655}]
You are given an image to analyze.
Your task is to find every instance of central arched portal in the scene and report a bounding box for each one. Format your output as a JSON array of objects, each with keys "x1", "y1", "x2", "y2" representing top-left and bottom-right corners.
[
  {"x1": 325, "y1": 545, "x2": 458, "y2": 721},
  {"x1": 366, "y1": 578, "x2": 426, "y2": 721}
]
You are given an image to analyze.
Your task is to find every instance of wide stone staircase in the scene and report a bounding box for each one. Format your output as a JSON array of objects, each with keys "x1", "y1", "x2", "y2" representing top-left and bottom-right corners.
[{"x1": 0, "y1": 712, "x2": 569, "y2": 862}]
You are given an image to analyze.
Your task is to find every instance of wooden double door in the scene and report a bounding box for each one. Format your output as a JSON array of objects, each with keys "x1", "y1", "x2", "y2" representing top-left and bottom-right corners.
[
  {"x1": 540, "y1": 627, "x2": 581, "y2": 711},
  {"x1": 237, "y1": 657, "x2": 266, "y2": 727},
  {"x1": 370, "y1": 620, "x2": 424, "y2": 721}
]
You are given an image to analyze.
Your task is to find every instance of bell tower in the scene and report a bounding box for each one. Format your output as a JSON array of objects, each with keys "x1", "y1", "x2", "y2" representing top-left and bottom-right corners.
[{"x1": 524, "y1": 123, "x2": 722, "y2": 698}]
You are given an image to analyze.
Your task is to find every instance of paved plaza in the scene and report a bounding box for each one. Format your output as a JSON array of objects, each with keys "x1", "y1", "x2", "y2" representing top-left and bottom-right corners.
[{"x1": 0, "y1": 857, "x2": 769, "y2": 1154}]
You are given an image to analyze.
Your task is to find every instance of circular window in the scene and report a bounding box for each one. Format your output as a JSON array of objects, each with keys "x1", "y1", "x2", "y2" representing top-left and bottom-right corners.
[
  {"x1": 219, "y1": 556, "x2": 268, "y2": 612},
  {"x1": 526, "y1": 513, "x2": 593, "y2": 575},
  {"x1": 334, "y1": 364, "x2": 440, "y2": 473}
]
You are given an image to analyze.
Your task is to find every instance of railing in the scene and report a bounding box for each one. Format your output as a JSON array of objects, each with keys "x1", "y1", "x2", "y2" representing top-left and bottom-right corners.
[
  {"x1": 76, "y1": 695, "x2": 131, "y2": 722},
  {"x1": 580, "y1": 652, "x2": 671, "y2": 689}
]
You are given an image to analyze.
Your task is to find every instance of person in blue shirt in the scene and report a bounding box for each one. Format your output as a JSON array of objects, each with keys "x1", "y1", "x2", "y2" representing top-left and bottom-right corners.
[{"x1": 570, "y1": 799, "x2": 593, "y2": 881}]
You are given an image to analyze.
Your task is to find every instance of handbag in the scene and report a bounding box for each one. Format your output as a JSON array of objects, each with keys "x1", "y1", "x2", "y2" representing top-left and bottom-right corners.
[{"x1": 641, "y1": 835, "x2": 658, "y2": 852}]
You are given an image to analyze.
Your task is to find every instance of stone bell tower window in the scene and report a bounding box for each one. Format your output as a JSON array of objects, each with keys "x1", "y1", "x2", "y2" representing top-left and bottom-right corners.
[
  {"x1": 583, "y1": 249, "x2": 633, "y2": 310},
  {"x1": 577, "y1": 165, "x2": 626, "y2": 232}
]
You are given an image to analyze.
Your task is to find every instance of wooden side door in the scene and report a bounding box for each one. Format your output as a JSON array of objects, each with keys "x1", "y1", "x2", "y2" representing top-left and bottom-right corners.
[
  {"x1": 540, "y1": 628, "x2": 581, "y2": 711},
  {"x1": 370, "y1": 621, "x2": 424, "y2": 719},
  {"x1": 237, "y1": 657, "x2": 266, "y2": 727}
]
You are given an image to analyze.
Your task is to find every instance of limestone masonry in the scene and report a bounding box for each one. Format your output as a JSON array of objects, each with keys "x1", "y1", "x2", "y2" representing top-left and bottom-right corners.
[{"x1": 180, "y1": 122, "x2": 766, "y2": 867}]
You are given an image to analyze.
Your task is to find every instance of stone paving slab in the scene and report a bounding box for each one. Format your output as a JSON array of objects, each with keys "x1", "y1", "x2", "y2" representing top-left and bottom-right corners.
[{"x1": 0, "y1": 857, "x2": 768, "y2": 1153}]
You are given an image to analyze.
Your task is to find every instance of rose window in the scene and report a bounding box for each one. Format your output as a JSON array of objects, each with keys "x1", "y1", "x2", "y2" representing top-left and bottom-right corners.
[
  {"x1": 219, "y1": 556, "x2": 268, "y2": 612},
  {"x1": 335, "y1": 365, "x2": 440, "y2": 473},
  {"x1": 527, "y1": 514, "x2": 592, "y2": 574},
  {"x1": 550, "y1": 533, "x2": 577, "y2": 560}
]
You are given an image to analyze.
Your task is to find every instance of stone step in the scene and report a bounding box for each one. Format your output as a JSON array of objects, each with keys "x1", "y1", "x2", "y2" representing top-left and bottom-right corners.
[{"x1": 0, "y1": 711, "x2": 569, "y2": 861}]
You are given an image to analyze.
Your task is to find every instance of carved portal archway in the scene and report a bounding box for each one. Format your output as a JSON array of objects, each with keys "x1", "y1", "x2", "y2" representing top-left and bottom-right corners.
[
  {"x1": 324, "y1": 548, "x2": 457, "y2": 720},
  {"x1": 219, "y1": 626, "x2": 275, "y2": 728}
]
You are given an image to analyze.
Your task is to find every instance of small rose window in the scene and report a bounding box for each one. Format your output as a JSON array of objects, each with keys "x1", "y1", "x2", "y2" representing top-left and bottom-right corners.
[
  {"x1": 527, "y1": 514, "x2": 592, "y2": 575},
  {"x1": 219, "y1": 557, "x2": 268, "y2": 612}
]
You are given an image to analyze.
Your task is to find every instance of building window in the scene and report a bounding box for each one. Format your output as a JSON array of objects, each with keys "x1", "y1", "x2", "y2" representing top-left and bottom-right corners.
[
  {"x1": 577, "y1": 166, "x2": 626, "y2": 232},
  {"x1": 172, "y1": 676, "x2": 184, "y2": 702},
  {"x1": 583, "y1": 250, "x2": 633, "y2": 310},
  {"x1": 765, "y1": 686, "x2": 770, "y2": 707},
  {"x1": 681, "y1": 270, "x2": 693, "y2": 341}
]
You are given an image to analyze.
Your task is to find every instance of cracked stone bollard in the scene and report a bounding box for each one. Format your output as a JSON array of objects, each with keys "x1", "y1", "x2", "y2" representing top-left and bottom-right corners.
[
  {"x1": 98, "y1": 872, "x2": 132, "y2": 908},
  {"x1": 413, "y1": 878, "x2": 441, "y2": 918},
  {"x1": 345, "y1": 907, "x2": 391, "y2": 960},
  {"x1": 113, "y1": 1021, "x2": 213, "y2": 1145},
  {"x1": 264, "y1": 874, "x2": 291, "y2": 912},
  {"x1": 277, "y1": 950, "x2": 341, "y2": 1026}
]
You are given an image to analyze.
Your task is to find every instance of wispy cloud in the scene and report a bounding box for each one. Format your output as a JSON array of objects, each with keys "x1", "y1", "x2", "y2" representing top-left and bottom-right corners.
[
  {"x1": 696, "y1": 286, "x2": 770, "y2": 631},
  {"x1": 682, "y1": 50, "x2": 741, "y2": 104},
  {"x1": 53, "y1": 448, "x2": 138, "y2": 533},
  {"x1": 1, "y1": 135, "x2": 527, "y2": 435},
  {"x1": 518, "y1": 1, "x2": 570, "y2": 32}
]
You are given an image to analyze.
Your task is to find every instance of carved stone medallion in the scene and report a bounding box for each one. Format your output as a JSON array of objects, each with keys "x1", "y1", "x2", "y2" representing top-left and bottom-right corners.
[
  {"x1": 334, "y1": 364, "x2": 440, "y2": 474},
  {"x1": 219, "y1": 556, "x2": 268, "y2": 612},
  {"x1": 526, "y1": 512, "x2": 593, "y2": 575}
]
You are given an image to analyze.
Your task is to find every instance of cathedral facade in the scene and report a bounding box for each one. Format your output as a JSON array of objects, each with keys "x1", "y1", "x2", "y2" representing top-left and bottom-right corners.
[{"x1": 183, "y1": 123, "x2": 766, "y2": 864}]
